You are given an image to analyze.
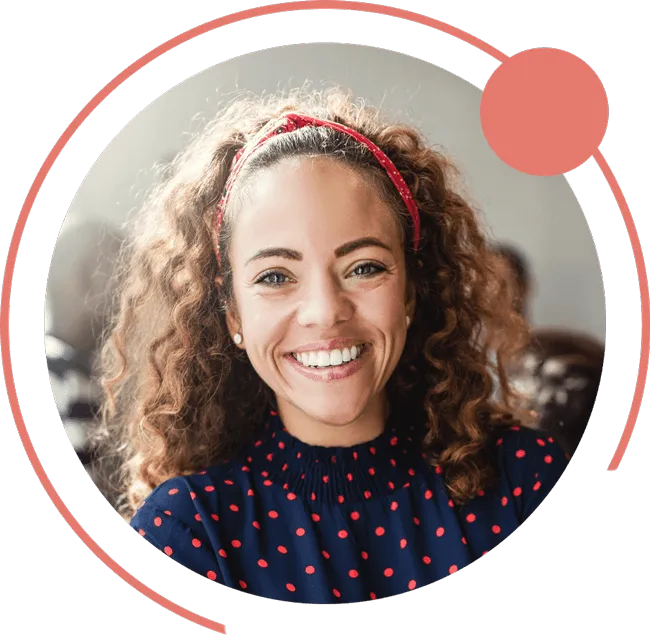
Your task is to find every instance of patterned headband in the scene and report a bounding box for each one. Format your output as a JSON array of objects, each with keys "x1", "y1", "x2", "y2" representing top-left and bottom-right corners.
[{"x1": 212, "y1": 112, "x2": 421, "y2": 266}]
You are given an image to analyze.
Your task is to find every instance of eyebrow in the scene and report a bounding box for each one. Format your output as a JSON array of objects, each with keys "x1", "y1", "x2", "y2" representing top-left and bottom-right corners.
[{"x1": 245, "y1": 237, "x2": 392, "y2": 266}]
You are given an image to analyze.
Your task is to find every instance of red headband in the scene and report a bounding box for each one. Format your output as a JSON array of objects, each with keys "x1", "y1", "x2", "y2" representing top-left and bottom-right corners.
[{"x1": 213, "y1": 112, "x2": 421, "y2": 265}]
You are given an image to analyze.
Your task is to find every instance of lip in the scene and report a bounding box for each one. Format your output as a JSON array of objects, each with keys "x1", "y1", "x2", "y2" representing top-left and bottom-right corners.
[
  {"x1": 288, "y1": 338, "x2": 366, "y2": 354},
  {"x1": 284, "y1": 344, "x2": 370, "y2": 382}
]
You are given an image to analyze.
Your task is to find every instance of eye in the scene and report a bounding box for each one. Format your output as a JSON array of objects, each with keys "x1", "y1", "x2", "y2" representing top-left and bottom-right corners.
[
  {"x1": 350, "y1": 262, "x2": 386, "y2": 278},
  {"x1": 254, "y1": 270, "x2": 293, "y2": 287}
]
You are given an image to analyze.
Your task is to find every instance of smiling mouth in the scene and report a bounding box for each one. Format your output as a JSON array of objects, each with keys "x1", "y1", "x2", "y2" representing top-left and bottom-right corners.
[{"x1": 289, "y1": 344, "x2": 367, "y2": 369}]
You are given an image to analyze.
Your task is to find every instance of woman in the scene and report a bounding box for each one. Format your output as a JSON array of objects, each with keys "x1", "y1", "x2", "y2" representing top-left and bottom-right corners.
[{"x1": 96, "y1": 89, "x2": 568, "y2": 603}]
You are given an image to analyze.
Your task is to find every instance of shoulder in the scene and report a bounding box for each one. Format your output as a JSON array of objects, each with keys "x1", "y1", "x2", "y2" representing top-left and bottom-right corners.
[
  {"x1": 130, "y1": 460, "x2": 243, "y2": 530},
  {"x1": 493, "y1": 425, "x2": 569, "y2": 520}
]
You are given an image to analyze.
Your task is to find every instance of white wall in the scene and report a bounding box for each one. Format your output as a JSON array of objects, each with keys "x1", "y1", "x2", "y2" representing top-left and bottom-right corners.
[{"x1": 61, "y1": 43, "x2": 605, "y2": 341}]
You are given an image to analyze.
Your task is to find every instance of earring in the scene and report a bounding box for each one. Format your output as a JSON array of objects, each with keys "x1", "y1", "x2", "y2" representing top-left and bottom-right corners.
[
  {"x1": 406, "y1": 316, "x2": 411, "y2": 328},
  {"x1": 233, "y1": 333, "x2": 243, "y2": 345}
]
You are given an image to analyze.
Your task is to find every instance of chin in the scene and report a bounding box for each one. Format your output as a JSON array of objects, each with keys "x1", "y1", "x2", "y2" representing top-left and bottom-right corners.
[{"x1": 296, "y1": 397, "x2": 370, "y2": 428}]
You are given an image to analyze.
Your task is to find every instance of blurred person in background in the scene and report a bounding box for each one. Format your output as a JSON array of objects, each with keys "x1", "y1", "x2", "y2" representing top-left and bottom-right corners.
[
  {"x1": 492, "y1": 243, "x2": 604, "y2": 456},
  {"x1": 45, "y1": 217, "x2": 124, "y2": 477}
]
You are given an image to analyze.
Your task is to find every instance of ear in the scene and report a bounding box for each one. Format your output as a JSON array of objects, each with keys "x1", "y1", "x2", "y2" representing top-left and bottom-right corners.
[
  {"x1": 215, "y1": 275, "x2": 244, "y2": 347},
  {"x1": 405, "y1": 279, "x2": 417, "y2": 322}
]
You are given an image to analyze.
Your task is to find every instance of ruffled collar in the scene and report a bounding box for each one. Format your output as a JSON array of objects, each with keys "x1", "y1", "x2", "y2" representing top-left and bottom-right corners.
[{"x1": 245, "y1": 410, "x2": 427, "y2": 505}]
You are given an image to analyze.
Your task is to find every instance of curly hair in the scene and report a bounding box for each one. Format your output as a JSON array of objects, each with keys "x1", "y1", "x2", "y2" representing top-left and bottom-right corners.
[{"x1": 92, "y1": 87, "x2": 531, "y2": 517}]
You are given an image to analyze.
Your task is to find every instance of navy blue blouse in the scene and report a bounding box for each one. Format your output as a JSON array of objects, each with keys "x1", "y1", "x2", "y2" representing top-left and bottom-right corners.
[{"x1": 131, "y1": 412, "x2": 568, "y2": 603}]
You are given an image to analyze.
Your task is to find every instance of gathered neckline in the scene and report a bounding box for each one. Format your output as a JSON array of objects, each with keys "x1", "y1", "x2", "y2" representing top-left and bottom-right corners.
[{"x1": 244, "y1": 411, "x2": 428, "y2": 505}]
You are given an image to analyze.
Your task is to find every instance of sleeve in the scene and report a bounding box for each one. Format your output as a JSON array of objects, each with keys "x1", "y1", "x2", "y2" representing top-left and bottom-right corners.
[
  {"x1": 497, "y1": 427, "x2": 569, "y2": 523},
  {"x1": 130, "y1": 478, "x2": 223, "y2": 584}
]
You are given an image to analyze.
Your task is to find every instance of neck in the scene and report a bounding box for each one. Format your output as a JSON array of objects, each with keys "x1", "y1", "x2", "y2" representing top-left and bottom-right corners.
[{"x1": 275, "y1": 393, "x2": 389, "y2": 447}]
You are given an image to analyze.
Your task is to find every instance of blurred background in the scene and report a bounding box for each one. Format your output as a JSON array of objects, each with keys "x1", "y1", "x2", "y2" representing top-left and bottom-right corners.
[{"x1": 44, "y1": 44, "x2": 605, "y2": 480}]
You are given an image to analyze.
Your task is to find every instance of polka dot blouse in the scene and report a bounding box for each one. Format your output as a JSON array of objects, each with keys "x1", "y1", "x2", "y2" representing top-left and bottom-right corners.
[{"x1": 131, "y1": 412, "x2": 568, "y2": 603}]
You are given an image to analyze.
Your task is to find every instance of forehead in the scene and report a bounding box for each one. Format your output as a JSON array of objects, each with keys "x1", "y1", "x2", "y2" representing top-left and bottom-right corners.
[{"x1": 230, "y1": 157, "x2": 401, "y2": 258}]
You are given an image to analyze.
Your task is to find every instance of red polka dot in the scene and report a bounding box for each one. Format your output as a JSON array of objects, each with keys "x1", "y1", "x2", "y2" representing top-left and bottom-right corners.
[
  {"x1": 548, "y1": 436, "x2": 555, "y2": 443},
  {"x1": 322, "y1": 475, "x2": 329, "y2": 483},
  {"x1": 211, "y1": 513, "x2": 219, "y2": 522},
  {"x1": 138, "y1": 529, "x2": 145, "y2": 536},
  {"x1": 168, "y1": 488, "x2": 179, "y2": 495},
  {"x1": 207, "y1": 571, "x2": 217, "y2": 581},
  {"x1": 435, "y1": 465, "x2": 443, "y2": 475},
  {"x1": 192, "y1": 538, "x2": 201, "y2": 548},
  {"x1": 361, "y1": 551, "x2": 369, "y2": 560},
  {"x1": 263, "y1": 480, "x2": 272, "y2": 486},
  {"x1": 277, "y1": 545, "x2": 288, "y2": 554},
  {"x1": 544, "y1": 455, "x2": 553, "y2": 464},
  {"x1": 477, "y1": 489, "x2": 485, "y2": 497},
  {"x1": 368, "y1": 467, "x2": 376, "y2": 476},
  {"x1": 448, "y1": 500, "x2": 455, "y2": 508},
  {"x1": 515, "y1": 449, "x2": 526, "y2": 459},
  {"x1": 533, "y1": 481, "x2": 542, "y2": 491},
  {"x1": 350, "y1": 511, "x2": 360, "y2": 520},
  {"x1": 252, "y1": 521, "x2": 260, "y2": 529},
  {"x1": 205, "y1": 485, "x2": 215, "y2": 492},
  {"x1": 218, "y1": 549, "x2": 227, "y2": 558},
  {"x1": 492, "y1": 525, "x2": 502, "y2": 534},
  {"x1": 154, "y1": 517, "x2": 162, "y2": 527},
  {"x1": 408, "y1": 579, "x2": 417, "y2": 590},
  {"x1": 462, "y1": 536, "x2": 467, "y2": 545},
  {"x1": 310, "y1": 493, "x2": 316, "y2": 501},
  {"x1": 349, "y1": 569, "x2": 359, "y2": 578},
  {"x1": 194, "y1": 513, "x2": 202, "y2": 522},
  {"x1": 513, "y1": 487, "x2": 522, "y2": 497},
  {"x1": 311, "y1": 513, "x2": 320, "y2": 522},
  {"x1": 164, "y1": 546, "x2": 173, "y2": 556},
  {"x1": 239, "y1": 580, "x2": 247, "y2": 589},
  {"x1": 338, "y1": 530, "x2": 348, "y2": 539},
  {"x1": 305, "y1": 565, "x2": 315, "y2": 574},
  {"x1": 229, "y1": 504, "x2": 239, "y2": 512},
  {"x1": 278, "y1": 441, "x2": 285, "y2": 449},
  {"x1": 536, "y1": 438, "x2": 546, "y2": 447},
  {"x1": 364, "y1": 490, "x2": 372, "y2": 499},
  {"x1": 400, "y1": 538, "x2": 408, "y2": 548},
  {"x1": 333, "y1": 588, "x2": 341, "y2": 598},
  {"x1": 286, "y1": 583, "x2": 296, "y2": 592},
  {"x1": 466, "y1": 513, "x2": 476, "y2": 523},
  {"x1": 322, "y1": 550, "x2": 330, "y2": 559},
  {"x1": 261, "y1": 471, "x2": 268, "y2": 477},
  {"x1": 268, "y1": 510, "x2": 279, "y2": 518},
  {"x1": 388, "y1": 481, "x2": 395, "y2": 490},
  {"x1": 231, "y1": 540, "x2": 241, "y2": 548},
  {"x1": 338, "y1": 495, "x2": 345, "y2": 504},
  {"x1": 425, "y1": 489, "x2": 433, "y2": 500},
  {"x1": 436, "y1": 527, "x2": 445, "y2": 537},
  {"x1": 384, "y1": 568, "x2": 394, "y2": 577},
  {"x1": 501, "y1": 496, "x2": 508, "y2": 506},
  {"x1": 286, "y1": 492, "x2": 296, "y2": 500},
  {"x1": 163, "y1": 510, "x2": 172, "y2": 516},
  {"x1": 346, "y1": 473, "x2": 353, "y2": 481},
  {"x1": 370, "y1": 592, "x2": 377, "y2": 600},
  {"x1": 296, "y1": 527, "x2": 306, "y2": 536},
  {"x1": 449, "y1": 564, "x2": 458, "y2": 574},
  {"x1": 375, "y1": 526, "x2": 385, "y2": 536},
  {"x1": 258, "y1": 559, "x2": 268, "y2": 568},
  {"x1": 224, "y1": 479, "x2": 234, "y2": 485},
  {"x1": 247, "y1": 488, "x2": 254, "y2": 496},
  {"x1": 370, "y1": 446, "x2": 377, "y2": 455},
  {"x1": 413, "y1": 517, "x2": 420, "y2": 526},
  {"x1": 423, "y1": 556, "x2": 431, "y2": 564},
  {"x1": 390, "y1": 501, "x2": 399, "y2": 511}
]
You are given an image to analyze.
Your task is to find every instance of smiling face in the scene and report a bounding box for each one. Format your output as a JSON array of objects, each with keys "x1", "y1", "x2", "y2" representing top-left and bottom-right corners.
[{"x1": 224, "y1": 156, "x2": 413, "y2": 446}]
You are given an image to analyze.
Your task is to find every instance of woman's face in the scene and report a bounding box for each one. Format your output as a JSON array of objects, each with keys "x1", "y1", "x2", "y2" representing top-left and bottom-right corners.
[{"x1": 226, "y1": 156, "x2": 412, "y2": 435}]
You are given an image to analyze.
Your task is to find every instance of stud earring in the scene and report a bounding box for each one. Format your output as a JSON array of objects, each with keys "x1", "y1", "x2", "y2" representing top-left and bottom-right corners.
[{"x1": 233, "y1": 333, "x2": 243, "y2": 345}]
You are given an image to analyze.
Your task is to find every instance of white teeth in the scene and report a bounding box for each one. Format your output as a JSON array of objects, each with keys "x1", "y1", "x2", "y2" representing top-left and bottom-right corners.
[
  {"x1": 330, "y1": 349, "x2": 343, "y2": 366},
  {"x1": 292, "y1": 345, "x2": 365, "y2": 368}
]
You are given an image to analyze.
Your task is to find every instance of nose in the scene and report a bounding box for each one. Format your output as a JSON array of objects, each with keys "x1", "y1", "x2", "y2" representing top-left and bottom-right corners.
[{"x1": 296, "y1": 272, "x2": 354, "y2": 329}]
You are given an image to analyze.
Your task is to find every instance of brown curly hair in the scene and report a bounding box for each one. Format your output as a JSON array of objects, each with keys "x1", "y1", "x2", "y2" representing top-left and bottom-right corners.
[{"x1": 92, "y1": 88, "x2": 531, "y2": 517}]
